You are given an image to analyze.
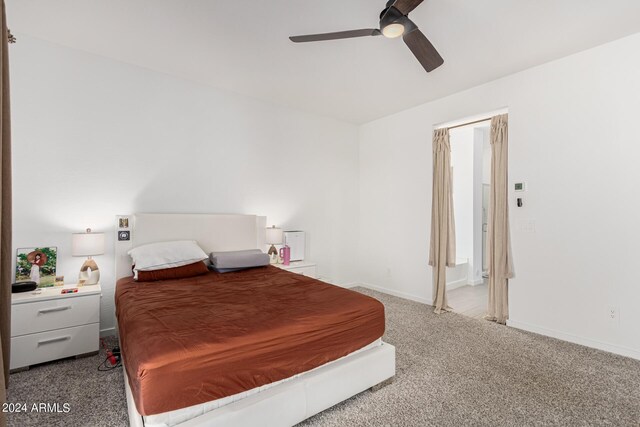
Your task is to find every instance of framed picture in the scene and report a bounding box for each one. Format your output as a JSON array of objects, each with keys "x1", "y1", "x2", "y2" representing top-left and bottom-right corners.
[{"x1": 16, "y1": 247, "x2": 58, "y2": 288}]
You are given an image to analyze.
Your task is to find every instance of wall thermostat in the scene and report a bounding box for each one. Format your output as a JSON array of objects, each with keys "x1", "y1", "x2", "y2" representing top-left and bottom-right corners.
[
  {"x1": 514, "y1": 182, "x2": 526, "y2": 192},
  {"x1": 118, "y1": 230, "x2": 130, "y2": 241}
]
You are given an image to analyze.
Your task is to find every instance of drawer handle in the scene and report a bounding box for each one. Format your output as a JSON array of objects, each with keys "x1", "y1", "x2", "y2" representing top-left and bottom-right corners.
[
  {"x1": 37, "y1": 336, "x2": 71, "y2": 345},
  {"x1": 38, "y1": 306, "x2": 71, "y2": 314}
]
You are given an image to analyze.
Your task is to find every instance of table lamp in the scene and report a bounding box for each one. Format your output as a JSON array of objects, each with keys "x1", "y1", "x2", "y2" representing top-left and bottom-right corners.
[
  {"x1": 265, "y1": 225, "x2": 283, "y2": 264},
  {"x1": 72, "y1": 228, "x2": 105, "y2": 286}
]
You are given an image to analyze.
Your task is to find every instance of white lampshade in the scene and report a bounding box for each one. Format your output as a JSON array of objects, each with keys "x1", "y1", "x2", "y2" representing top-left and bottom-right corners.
[
  {"x1": 265, "y1": 226, "x2": 283, "y2": 245},
  {"x1": 72, "y1": 229, "x2": 105, "y2": 257}
]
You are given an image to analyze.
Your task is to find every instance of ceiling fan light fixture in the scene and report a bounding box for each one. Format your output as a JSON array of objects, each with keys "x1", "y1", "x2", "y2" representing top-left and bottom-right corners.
[{"x1": 382, "y1": 22, "x2": 405, "y2": 38}]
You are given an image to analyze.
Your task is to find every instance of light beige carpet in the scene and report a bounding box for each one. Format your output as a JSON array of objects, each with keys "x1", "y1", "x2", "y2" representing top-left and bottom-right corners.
[
  {"x1": 301, "y1": 287, "x2": 640, "y2": 426},
  {"x1": 6, "y1": 287, "x2": 640, "y2": 426}
]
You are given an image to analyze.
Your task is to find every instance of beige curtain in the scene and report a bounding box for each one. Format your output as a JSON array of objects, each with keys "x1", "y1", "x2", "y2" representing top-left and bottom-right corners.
[
  {"x1": 428, "y1": 128, "x2": 456, "y2": 314},
  {"x1": 1, "y1": 0, "x2": 12, "y2": 418},
  {"x1": 486, "y1": 114, "x2": 514, "y2": 324}
]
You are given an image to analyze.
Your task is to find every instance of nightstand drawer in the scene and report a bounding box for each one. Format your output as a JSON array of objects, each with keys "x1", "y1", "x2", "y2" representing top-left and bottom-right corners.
[
  {"x1": 10, "y1": 323, "x2": 99, "y2": 370},
  {"x1": 276, "y1": 262, "x2": 318, "y2": 279},
  {"x1": 11, "y1": 294, "x2": 100, "y2": 336}
]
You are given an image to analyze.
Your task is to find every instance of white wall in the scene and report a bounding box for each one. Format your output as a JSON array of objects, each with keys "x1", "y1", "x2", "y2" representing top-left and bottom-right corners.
[
  {"x1": 10, "y1": 35, "x2": 360, "y2": 335},
  {"x1": 449, "y1": 126, "x2": 486, "y2": 286},
  {"x1": 471, "y1": 128, "x2": 485, "y2": 284},
  {"x1": 450, "y1": 127, "x2": 474, "y2": 263},
  {"x1": 358, "y1": 33, "x2": 640, "y2": 359},
  {"x1": 481, "y1": 128, "x2": 491, "y2": 185}
]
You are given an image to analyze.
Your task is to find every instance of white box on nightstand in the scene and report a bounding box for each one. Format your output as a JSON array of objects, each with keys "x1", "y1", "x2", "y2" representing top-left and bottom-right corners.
[
  {"x1": 10, "y1": 284, "x2": 101, "y2": 370},
  {"x1": 283, "y1": 231, "x2": 305, "y2": 261}
]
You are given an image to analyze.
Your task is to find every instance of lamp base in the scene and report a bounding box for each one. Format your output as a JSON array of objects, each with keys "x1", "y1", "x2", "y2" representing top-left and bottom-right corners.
[
  {"x1": 268, "y1": 244, "x2": 279, "y2": 264},
  {"x1": 78, "y1": 258, "x2": 100, "y2": 286}
]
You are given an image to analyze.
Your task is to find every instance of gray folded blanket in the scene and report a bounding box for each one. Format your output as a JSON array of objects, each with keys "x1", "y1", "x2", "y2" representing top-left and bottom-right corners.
[{"x1": 209, "y1": 249, "x2": 269, "y2": 272}]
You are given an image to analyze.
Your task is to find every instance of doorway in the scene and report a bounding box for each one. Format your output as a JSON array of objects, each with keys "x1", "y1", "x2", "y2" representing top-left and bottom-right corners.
[{"x1": 446, "y1": 121, "x2": 491, "y2": 319}]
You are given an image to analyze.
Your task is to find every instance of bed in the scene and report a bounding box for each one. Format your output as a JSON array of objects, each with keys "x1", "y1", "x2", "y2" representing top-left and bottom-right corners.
[{"x1": 115, "y1": 214, "x2": 396, "y2": 427}]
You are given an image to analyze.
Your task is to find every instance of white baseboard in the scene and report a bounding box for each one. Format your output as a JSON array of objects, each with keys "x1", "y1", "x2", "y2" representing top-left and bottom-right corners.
[
  {"x1": 446, "y1": 277, "x2": 483, "y2": 291},
  {"x1": 100, "y1": 327, "x2": 117, "y2": 338},
  {"x1": 446, "y1": 279, "x2": 468, "y2": 291},
  {"x1": 341, "y1": 282, "x2": 359, "y2": 289},
  {"x1": 319, "y1": 277, "x2": 360, "y2": 289},
  {"x1": 507, "y1": 319, "x2": 640, "y2": 361},
  {"x1": 357, "y1": 283, "x2": 433, "y2": 306}
]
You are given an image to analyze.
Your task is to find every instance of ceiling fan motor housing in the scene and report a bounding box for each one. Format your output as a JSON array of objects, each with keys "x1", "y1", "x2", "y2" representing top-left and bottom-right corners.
[
  {"x1": 380, "y1": 6, "x2": 417, "y2": 37},
  {"x1": 380, "y1": 5, "x2": 403, "y2": 25}
]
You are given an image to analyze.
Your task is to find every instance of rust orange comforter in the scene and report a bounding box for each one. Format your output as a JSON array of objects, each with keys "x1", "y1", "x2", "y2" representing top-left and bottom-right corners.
[{"x1": 115, "y1": 265, "x2": 385, "y2": 416}]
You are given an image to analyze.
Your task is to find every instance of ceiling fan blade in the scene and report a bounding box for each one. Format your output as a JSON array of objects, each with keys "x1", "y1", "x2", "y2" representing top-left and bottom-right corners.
[
  {"x1": 391, "y1": 0, "x2": 424, "y2": 16},
  {"x1": 290, "y1": 29, "x2": 381, "y2": 43},
  {"x1": 403, "y1": 29, "x2": 443, "y2": 72}
]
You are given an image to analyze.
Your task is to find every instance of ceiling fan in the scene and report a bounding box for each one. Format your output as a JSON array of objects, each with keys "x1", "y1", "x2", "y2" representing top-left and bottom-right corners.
[{"x1": 289, "y1": 0, "x2": 443, "y2": 73}]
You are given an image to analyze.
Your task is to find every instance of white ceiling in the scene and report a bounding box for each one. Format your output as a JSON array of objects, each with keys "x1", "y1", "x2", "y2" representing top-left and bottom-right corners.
[{"x1": 7, "y1": 1, "x2": 640, "y2": 124}]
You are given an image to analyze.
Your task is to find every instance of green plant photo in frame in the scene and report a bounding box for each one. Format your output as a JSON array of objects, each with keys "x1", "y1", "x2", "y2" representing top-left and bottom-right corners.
[{"x1": 16, "y1": 247, "x2": 58, "y2": 288}]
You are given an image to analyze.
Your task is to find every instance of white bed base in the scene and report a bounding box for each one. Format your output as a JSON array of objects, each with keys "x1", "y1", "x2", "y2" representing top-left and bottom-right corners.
[
  {"x1": 124, "y1": 342, "x2": 395, "y2": 427},
  {"x1": 115, "y1": 213, "x2": 396, "y2": 427}
]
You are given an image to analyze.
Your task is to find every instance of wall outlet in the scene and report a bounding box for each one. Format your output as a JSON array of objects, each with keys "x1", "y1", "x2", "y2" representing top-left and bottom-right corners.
[
  {"x1": 607, "y1": 306, "x2": 619, "y2": 323},
  {"x1": 517, "y1": 219, "x2": 536, "y2": 233}
]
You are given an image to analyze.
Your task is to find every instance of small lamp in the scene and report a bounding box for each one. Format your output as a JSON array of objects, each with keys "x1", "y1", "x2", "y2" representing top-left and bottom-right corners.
[
  {"x1": 265, "y1": 225, "x2": 283, "y2": 264},
  {"x1": 72, "y1": 228, "x2": 105, "y2": 286}
]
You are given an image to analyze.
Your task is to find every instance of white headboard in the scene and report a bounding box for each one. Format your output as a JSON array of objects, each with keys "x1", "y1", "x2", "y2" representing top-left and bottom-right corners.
[{"x1": 115, "y1": 213, "x2": 267, "y2": 280}]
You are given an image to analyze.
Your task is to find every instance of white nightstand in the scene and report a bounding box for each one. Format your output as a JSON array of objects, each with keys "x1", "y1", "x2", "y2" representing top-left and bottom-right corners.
[
  {"x1": 10, "y1": 284, "x2": 101, "y2": 371},
  {"x1": 275, "y1": 261, "x2": 318, "y2": 278}
]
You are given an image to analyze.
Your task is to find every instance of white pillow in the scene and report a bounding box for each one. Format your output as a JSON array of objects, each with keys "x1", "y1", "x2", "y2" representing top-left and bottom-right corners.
[{"x1": 128, "y1": 240, "x2": 208, "y2": 278}]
